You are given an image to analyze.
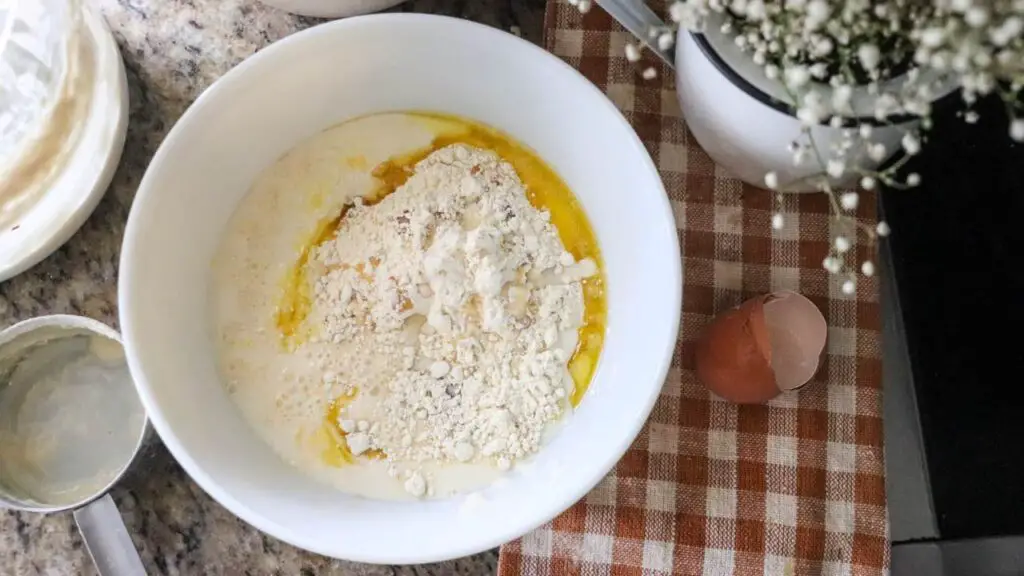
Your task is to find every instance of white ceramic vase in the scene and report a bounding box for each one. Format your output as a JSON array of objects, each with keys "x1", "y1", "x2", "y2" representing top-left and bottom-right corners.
[{"x1": 673, "y1": 15, "x2": 956, "y2": 192}]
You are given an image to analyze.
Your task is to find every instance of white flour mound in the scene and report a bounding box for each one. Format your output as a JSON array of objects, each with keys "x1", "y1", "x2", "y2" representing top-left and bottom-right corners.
[{"x1": 312, "y1": 144, "x2": 596, "y2": 497}]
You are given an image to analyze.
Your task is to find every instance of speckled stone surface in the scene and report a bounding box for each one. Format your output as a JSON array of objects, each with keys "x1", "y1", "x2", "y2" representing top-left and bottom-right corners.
[{"x1": 0, "y1": 1, "x2": 545, "y2": 573}]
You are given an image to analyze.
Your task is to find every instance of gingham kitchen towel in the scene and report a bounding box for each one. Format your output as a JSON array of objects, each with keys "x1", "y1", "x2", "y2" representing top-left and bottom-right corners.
[{"x1": 497, "y1": 3, "x2": 889, "y2": 575}]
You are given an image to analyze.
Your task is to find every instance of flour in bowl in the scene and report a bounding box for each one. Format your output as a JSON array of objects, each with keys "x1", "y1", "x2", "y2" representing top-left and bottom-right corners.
[
  {"x1": 213, "y1": 112, "x2": 605, "y2": 500},
  {"x1": 310, "y1": 144, "x2": 596, "y2": 495}
]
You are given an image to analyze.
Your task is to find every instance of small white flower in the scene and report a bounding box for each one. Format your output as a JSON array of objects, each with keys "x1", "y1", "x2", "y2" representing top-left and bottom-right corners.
[
  {"x1": 657, "y1": 32, "x2": 675, "y2": 51},
  {"x1": 806, "y1": 0, "x2": 830, "y2": 29},
  {"x1": 784, "y1": 65, "x2": 811, "y2": 88},
  {"x1": 1011, "y1": 119, "x2": 1024, "y2": 142},
  {"x1": 841, "y1": 279, "x2": 856, "y2": 295},
  {"x1": 965, "y1": 6, "x2": 989, "y2": 27},
  {"x1": 902, "y1": 132, "x2": 921, "y2": 155},
  {"x1": 822, "y1": 256, "x2": 842, "y2": 274},
  {"x1": 746, "y1": 0, "x2": 766, "y2": 20},
  {"x1": 876, "y1": 221, "x2": 891, "y2": 237},
  {"x1": 861, "y1": 260, "x2": 875, "y2": 277},
  {"x1": 765, "y1": 64, "x2": 780, "y2": 80},
  {"x1": 873, "y1": 94, "x2": 899, "y2": 120},
  {"x1": 668, "y1": 2, "x2": 691, "y2": 24},
  {"x1": 641, "y1": 67, "x2": 657, "y2": 80},
  {"x1": 834, "y1": 235, "x2": 851, "y2": 253},
  {"x1": 965, "y1": 110, "x2": 980, "y2": 123},
  {"x1": 810, "y1": 63, "x2": 828, "y2": 78},
  {"x1": 991, "y1": 17, "x2": 1023, "y2": 47},
  {"x1": 764, "y1": 171, "x2": 779, "y2": 189},
  {"x1": 827, "y1": 159, "x2": 845, "y2": 178},
  {"x1": 951, "y1": 0, "x2": 972, "y2": 12},
  {"x1": 857, "y1": 43, "x2": 880, "y2": 71},
  {"x1": 840, "y1": 192, "x2": 860, "y2": 210},
  {"x1": 624, "y1": 43, "x2": 641, "y2": 62},
  {"x1": 830, "y1": 116, "x2": 843, "y2": 128},
  {"x1": 868, "y1": 143, "x2": 887, "y2": 162},
  {"x1": 860, "y1": 176, "x2": 876, "y2": 190},
  {"x1": 832, "y1": 84, "x2": 853, "y2": 110},
  {"x1": 859, "y1": 125, "x2": 873, "y2": 139},
  {"x1": 812, "y1": 37, "x2": 833, "y2": 57},
  {"x1": 577, "y1": 0, "x2": 592, "y2": 13},
  {"x1": 796, "y1": 90, "x2": 825, "y2": 125},
  {"x1": 920, "y1": 28, "x2": 946, "y2": 48},
  {"x1": 906, "y1": 173, "x2": 921, "y2": 186},
  {"x1": 735, "y1": 35, "x2": 748, "y2": 49},
  {"x1": 771, "y1": 213, "x2": 784, "y2": 230}
]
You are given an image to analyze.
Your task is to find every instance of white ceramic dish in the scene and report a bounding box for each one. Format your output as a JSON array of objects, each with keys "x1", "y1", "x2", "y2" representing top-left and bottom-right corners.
[
  {"x1": 257, "y1": 0, "x2": 406, "y2": 18},
  {"x1": 0, "y1": 8, "x2": 128, "y2": 281},
  {"x1": 119, "y1": 14, "x2": 680, "y2": 563}
]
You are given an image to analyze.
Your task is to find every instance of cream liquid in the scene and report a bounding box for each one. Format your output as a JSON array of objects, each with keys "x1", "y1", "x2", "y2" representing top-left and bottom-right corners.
[{"x1": 212, "y1": 114, "x2": 506, "y2": 500}]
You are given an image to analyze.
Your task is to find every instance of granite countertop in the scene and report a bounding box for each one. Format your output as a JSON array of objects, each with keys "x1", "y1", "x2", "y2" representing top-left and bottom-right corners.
[{"x1": 0, "y1": 0, "x2": 545, "y2": 573}]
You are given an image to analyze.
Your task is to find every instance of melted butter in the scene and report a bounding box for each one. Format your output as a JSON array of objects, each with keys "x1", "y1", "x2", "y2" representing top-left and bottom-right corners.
[
  {"x1": 319, "y1": 388, "x2": 386, "y2": 466},
  {"x1": 275, "y1": 112, "x2": 606, "y2": 468},
  {"x1": 274, "y1": 208, "x2": 346, "y2": 351}
]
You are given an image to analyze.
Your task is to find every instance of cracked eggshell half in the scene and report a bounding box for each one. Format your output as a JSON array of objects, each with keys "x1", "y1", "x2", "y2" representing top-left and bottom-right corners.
[{"x1": 695, "y1": 290, "x2": 827, "y2": 404}]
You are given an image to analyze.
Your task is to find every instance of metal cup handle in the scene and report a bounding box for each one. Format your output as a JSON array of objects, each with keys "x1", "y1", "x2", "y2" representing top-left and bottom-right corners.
[{"x1": 73, "y1": 494, "x2": 146, "y2": 576}]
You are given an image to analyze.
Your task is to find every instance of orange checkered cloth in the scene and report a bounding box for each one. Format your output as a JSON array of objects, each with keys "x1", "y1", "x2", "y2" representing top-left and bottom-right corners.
[{"x1": 497, "y1": 3, "x2": 890, "y2": 576}]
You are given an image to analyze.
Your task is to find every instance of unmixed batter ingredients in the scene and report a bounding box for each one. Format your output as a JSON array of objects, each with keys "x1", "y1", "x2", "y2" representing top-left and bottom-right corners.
[{"x1": 214, "y1": 113, "x2": 604, "y2": 500}]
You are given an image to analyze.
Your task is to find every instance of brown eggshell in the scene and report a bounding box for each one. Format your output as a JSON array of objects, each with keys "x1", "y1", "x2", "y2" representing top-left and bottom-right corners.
[
  {"x1": 761, "y1": 290, "x2": 828, "y2": 391},
  {"x1": 695, "y1": 296, "x2": 781, "y2": 404}
]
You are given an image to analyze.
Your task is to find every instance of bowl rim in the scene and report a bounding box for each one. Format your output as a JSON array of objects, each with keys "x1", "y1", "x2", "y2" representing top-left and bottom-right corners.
[{"x1": 119, "y1": 12, "x2": 682, "y2": 564}]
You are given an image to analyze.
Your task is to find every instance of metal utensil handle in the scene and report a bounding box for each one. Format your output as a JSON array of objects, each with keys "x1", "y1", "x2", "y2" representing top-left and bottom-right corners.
[
  {"x1": 594, "y1": 0, "x2": 675, "y2": 67},
  {"x1": 73, "y1": 494, "x2": 146, "y2": 576}
]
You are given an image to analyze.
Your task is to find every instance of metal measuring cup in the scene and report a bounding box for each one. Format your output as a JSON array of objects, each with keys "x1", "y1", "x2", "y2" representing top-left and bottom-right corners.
[{"x1": 0, "y1": 315, "x2": 147, "y2": 575}]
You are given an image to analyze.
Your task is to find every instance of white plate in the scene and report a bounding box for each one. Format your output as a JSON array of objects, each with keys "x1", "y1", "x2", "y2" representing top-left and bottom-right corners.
[
  {"x1": 0, "y1": 9, "x2": 128, "y2": 282},
  {"x1": 119, "y1": 14, "x2": 681, "y2": 564}
]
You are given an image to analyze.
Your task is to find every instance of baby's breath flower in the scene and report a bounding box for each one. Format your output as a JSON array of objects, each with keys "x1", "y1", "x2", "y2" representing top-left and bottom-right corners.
[
  {"x1": 607, "y1": 0, "x2": 1024, "y2": 283},
  {"x1": 826, "y1": 159, "x2": 845, "y2": 179},
  {"x1": 641, "y1": 67, "x2": 657, "y2": 80},
  {"x1": 857, "y1": 43, "x2": 881, "y2": 72},
  {"x1": 658, "y1": 32, "x2": 675, "y2": 51},
  {"x1": 576, "y1": 0, "x2": 592, "y2": 14},
  {"x1": 1010, "y1": 119, "x2": 1024, "y2": 142},
  {"x1": 902, "y1": 132, "x2": 922, "y2": 155},
  {"x1": 840, "y1": 192, "x2": 860, "y2": 210},
  {"x1": 965, "y1": 6, "x2": 989, "y2": 27},
  {"x1": 784, "y1": 65, "x2": 811, "y2": 89},
  {"x1": 624, "y1": 43, "x2": 641, "y2": 62},
  {"x1": 867, "y1": 143, "x2": 887, "y2": 162}
]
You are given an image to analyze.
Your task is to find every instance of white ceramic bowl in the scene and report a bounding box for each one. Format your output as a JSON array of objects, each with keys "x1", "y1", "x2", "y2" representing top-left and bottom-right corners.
[
  {"x1": 256, "y1": 0, "x2": 406, "y2": 18},
  {"x1": 120, "y1": 14, "x2": 680, "y2": 563},
  {"x1": 0, "y1": 8, "x2": 127, "y2": 281}
]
